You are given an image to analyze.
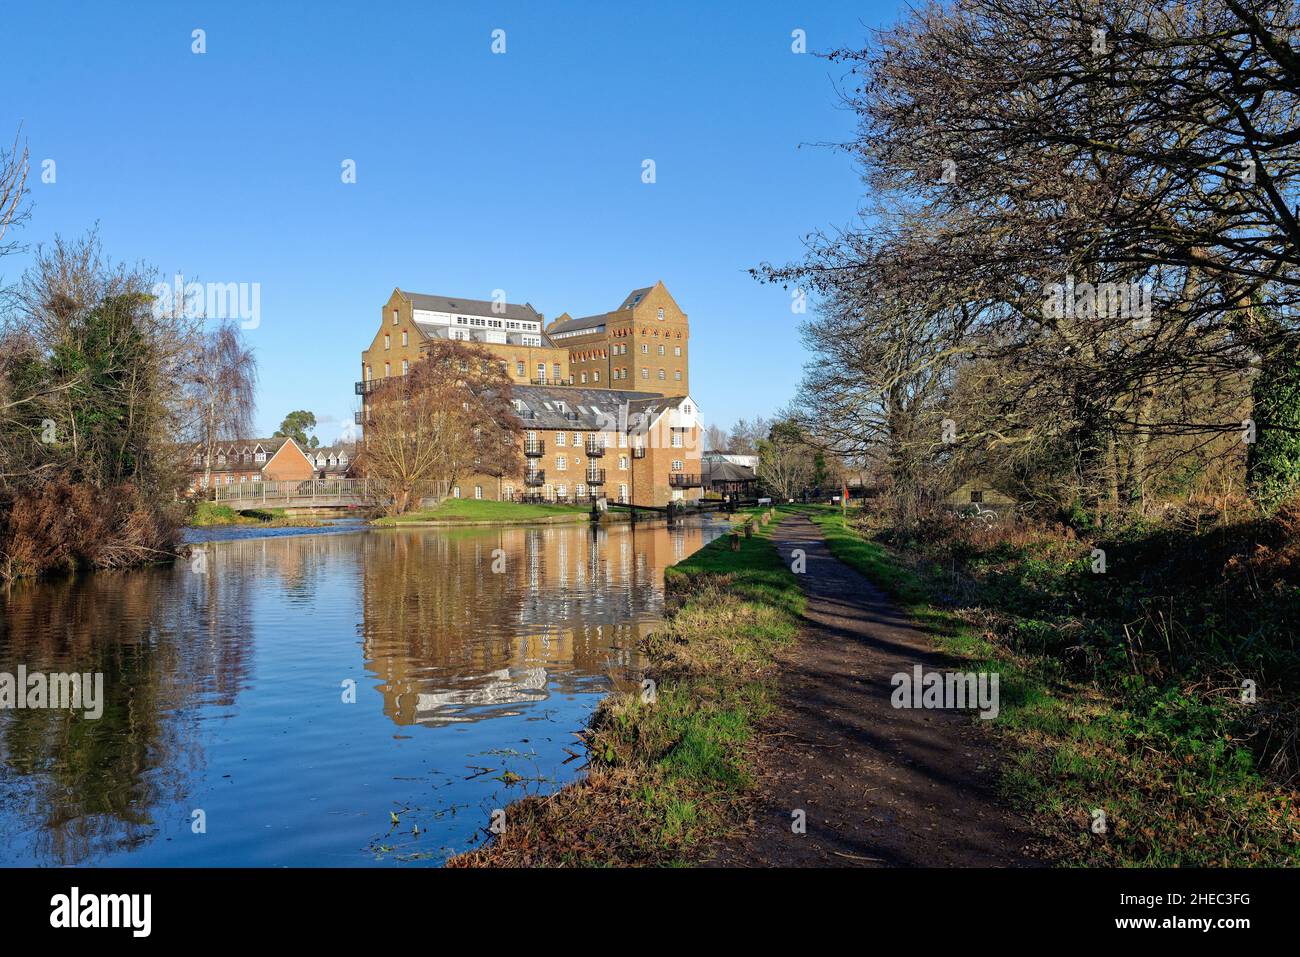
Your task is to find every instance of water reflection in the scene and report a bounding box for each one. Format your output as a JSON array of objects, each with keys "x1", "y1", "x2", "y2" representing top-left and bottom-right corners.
[{"x1": 0, "y1": 517, "x2": 723, "y2": 866}]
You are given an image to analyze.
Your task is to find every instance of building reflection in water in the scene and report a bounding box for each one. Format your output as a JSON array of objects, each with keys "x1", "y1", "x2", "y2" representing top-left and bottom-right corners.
[
  {"x1": 360, "y1": 520, "x2": 716, "y2": 728},
  {"x1": 0, "y1": 518, "x2": 722, "y2": 866}
]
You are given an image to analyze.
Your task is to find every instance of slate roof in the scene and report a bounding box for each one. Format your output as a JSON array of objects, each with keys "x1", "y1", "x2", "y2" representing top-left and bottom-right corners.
[
  {"x1": 400, "y1": 290, "x2": 543, "y2": 324},
  {"x1": 703, "y1": 460, "x2": 756, "y2": 484},
  {"x1": 510, "y1": 386, "x2": 692, "y2": 435}
]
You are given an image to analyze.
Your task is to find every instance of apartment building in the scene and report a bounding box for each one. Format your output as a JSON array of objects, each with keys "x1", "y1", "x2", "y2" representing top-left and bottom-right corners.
[
  {"x1": 445, "y1": 386, "x2": 702, "y2": 507},
  {"x1": 356, "y1": 283, "x2": 700, "y2": 507},
  {"x1": 357, "y1": 282, "x2": 689, "y2": 410}
]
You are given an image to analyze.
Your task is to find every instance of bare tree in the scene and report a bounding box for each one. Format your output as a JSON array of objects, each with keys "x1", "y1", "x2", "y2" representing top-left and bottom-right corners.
[
  {"x1": 0, "y1": 127, "x2": 29, "y2": 259},
  {"x1": 358, "y1": 340, "x2": 521, "y2": 514},
  {"x1": 757, "y1": 0, "x2": 1300, "y2": 519},
  {"x1": 757, "y1": 421, "x2": 814, "y2": 500},
  {"x1": 184, "y1": 322, "x2": 258, "y2": 490}
]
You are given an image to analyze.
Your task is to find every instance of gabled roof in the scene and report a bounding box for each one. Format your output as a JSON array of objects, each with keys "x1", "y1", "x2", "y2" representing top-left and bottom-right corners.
[
  {"x1": 617, "y1": 286, "x2": 656, "y2": 310},
  {"x1": 399, "y1": 290, "x2": 543, "y2": 324}
]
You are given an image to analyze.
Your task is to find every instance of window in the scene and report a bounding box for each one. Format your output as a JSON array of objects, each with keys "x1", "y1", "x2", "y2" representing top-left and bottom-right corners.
[
  {"x1": 402, "y1": 359, "x2": 409, "y2": 375},
  {"x1": 557, "y1": 455, "x2": 567, "y2": 471},
  {"x1": 641, "y1": 343, "x2": 648, "y2": 354},
  {"x1": 475, "y1": 485, "x2": 483, "y2": 500},
  {"x1": 453, "y1": 486, "x2": 461, "y2": 498},
  {"x1": 553, "y1": 363, "x2": 562, "y2": 379},
  {"x1": 671, "y1": 432, "x2": 683, "y2": 448},
  {"x1": 556, "y1": 484, "x2": 567, "y2": 499},
  {"x1": 384, "y1": 334, "x2": 391, "y2": 350},
  {"x1": 402, "y1": 331, "x2": 408, "y2": 347},
  {"x1": 683, "y1": 404, "x2": 691, "y2": 414},
  {"x1": 672, "y1": 460, "x2": 684, "y2": 471},
  {"x1": 517, "y1": 361, "x2": 525, "y2": 377},
  {"x1": 573, "y1": 433, "x2": 581, "y2": 446},
  {"x1": 593, "y1": 371, "x2": 600, "y2": 382},
  {"x1": 384, "y1": 361, "x2": 391, "y2": 377},
  {"x1": 366, "y1": 365, "x2": 372, "y2": 380},
  {"x1": 675, "y1": 370, "x2": 682, "y2": 380},
  {"x1": 658, "y1": 345, "x2": 665, "y2": 355},
  {"x1": 255, "y1": 451, "x2": 266, "y2": 463},
  {"x1": 580, "y1": 373, "x2": 587, "y2": 384},
  {"x1": 658, "y1": 369, "x2": 666, "y2": 380},
  {"x1": 618, "y1": 433, "x2": 627, "y2": 447},
  {"x1": 619, "y1": 455, "x2": 628, "y2": 470},
  {"x1": 618, "y1": 484, "x2": 628, "y2": 501},
  {"x1": 674, "y1": 346, "x2": 681, "y2": 356},
  {"x1": 657, "y1": 308, "x2": 664, "y2": 320},
  {"x1": 577, "y1": 484, "x2": 586, "y2": 499},
  {"x1": 392, "y1": 309, "x2": 398, "y2": 325},
  {"x1": 641, "y1": 368, "x2": 648, "y2": 379},
  {"x1": 504, "y1": 484, "x2": 514, "y2": 499},
  {"x1": 970, "y1": 490, "x2": 983, "y2": 504},
  {"x1": 556, "y1": 432, "x2": 566, "y2": 446}
]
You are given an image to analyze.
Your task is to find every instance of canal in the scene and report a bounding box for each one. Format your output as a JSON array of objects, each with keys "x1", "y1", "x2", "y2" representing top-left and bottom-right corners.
[{"x1": 0, "y1": 516, "x2": 728, "y2": 866}]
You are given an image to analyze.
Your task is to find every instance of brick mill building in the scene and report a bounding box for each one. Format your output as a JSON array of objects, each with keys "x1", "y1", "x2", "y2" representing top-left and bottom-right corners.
[{"x1": 356, "y1": 283, "x2": 701, "y2": 506}]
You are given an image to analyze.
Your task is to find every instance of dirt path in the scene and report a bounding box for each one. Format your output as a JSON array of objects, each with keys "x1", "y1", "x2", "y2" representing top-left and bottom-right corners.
[{"x1": 707, "y1": 513, "x2": 1041, "y2": 867}]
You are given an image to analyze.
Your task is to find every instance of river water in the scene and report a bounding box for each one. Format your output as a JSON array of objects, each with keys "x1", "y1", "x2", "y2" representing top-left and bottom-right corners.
[{"x1": 0, "y1": 516, "x2": 726, "y2": 866}]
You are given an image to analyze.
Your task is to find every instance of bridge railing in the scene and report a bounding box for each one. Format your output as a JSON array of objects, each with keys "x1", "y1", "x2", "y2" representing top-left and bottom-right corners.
[{"x1": 212, "y1": 477, "x2": 384, "y2": 503}]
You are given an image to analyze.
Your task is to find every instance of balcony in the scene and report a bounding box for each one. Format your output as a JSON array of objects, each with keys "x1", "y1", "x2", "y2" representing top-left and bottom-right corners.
[
  {"x1": 585, "y1": 468, "x2": 606, "y2": 486},
  {"x1": 584, "y1": 438, "x2": 605, "y2": 457},
  {"x1": 356, "y1": 374, "x2": 406, "y2": 395},
  {"x1": 530, "y1": 377, "x2": 570, "y2": 386},
  {"x1": 525, "y1": 470, "x2": 545, "y2": 486},
  {"x1": 669, "y1": 473, "x2": 701, "y2": 488},
  {"x1": 524, "y1": 438, "x2": 545, "y2": 457}
]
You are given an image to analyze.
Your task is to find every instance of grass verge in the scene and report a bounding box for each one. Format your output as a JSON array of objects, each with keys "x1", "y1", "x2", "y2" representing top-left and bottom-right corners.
[
  {"x1": 189, "y1": 502, "x2": 326, "y2": 527},
  {"x1": 372, "y1": 498, "x2": 591, "y2": 526},
  {"x1": 447, "y1": 509, "x2": 803, "y2": 866},
  {"x1": 794, "y1": 504, "x2": 1300, "y2": 866}
]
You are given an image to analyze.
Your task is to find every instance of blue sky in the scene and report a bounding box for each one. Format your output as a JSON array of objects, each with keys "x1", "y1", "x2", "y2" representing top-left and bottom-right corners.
[{"x1": 2, "y1": 1, "x2": 901, "y2": 443}]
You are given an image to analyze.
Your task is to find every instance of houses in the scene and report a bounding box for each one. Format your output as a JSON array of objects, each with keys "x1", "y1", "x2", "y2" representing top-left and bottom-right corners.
[{"x1": 187, "y1": 438, "x2": 352, "y2": 491}]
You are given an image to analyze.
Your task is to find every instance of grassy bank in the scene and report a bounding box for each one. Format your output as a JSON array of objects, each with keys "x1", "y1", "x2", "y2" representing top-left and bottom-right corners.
[
  {"x1": 372, "y1": 498, "x2": 591, "y2": 526},
  {"x1": 448, "y1": 510, "x2": 803, "y2": 866},
  {"x1": 798, "y1": 504, "x2": 1300, "y2": 866},
  {"x1": 189, "y1": 502, "x2": 326, "y2": 528}
]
